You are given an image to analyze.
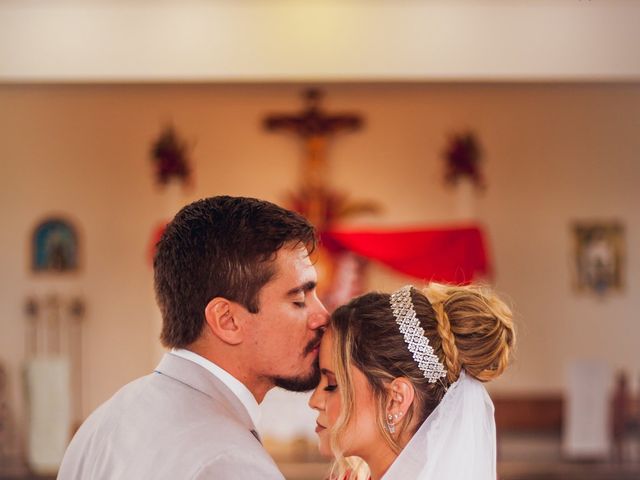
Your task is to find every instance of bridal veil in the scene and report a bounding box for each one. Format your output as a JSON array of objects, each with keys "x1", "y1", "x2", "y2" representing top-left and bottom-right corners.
[{"x1": 382, "y1": 370, "x2": 496, "y2": 480}]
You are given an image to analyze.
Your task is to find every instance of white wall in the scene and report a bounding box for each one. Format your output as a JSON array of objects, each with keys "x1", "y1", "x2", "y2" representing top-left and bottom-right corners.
[
  {"x1": 1, "y1": 0, "x2": 640, "y2": 82},
  {"x1": 0, "y1": 83, "x2": 638, "y2": 447},
  {"x1": 0, "y1": 86, "x2": 163, "y2": 447}
]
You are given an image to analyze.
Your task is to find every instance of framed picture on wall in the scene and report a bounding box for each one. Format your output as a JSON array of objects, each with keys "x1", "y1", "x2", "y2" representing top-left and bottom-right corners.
[
  {"x1": 31, "y1": 217, "x2": 80, "y2": 273},
  {"x1": 572, "y1": 221, "x2": 624, "y2": 295}
]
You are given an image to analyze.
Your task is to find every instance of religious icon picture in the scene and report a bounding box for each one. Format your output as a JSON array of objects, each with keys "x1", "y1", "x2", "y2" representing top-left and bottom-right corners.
[
  {"x1": 31, "y1": 217, "x2": 80, "y2": 273},
  {"x1": 572, "y1": 221, "x2": 624, "y2": 295}
]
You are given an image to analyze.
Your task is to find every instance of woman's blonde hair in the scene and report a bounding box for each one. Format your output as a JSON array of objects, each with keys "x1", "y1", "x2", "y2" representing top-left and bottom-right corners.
[{"x1": 327, "y1": 283, "x2": 515, "y2": 479}]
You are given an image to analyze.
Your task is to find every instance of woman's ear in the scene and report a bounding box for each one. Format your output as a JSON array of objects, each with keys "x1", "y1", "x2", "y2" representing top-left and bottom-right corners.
[
  {"x1": 385, "y1": 377, "x2": 416, "y2": 428},
  {"x1": 204, "y1": 297, "x2": 244, "y2": 345}
]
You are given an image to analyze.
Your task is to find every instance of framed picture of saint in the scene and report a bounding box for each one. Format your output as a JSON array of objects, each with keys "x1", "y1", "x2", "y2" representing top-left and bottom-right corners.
[
  {"x1": 31, "y1": 217, "x2": 80, "y2": 273},
  {"x1": 573, "y1": 221, "x2": 624, "y2": 295}
]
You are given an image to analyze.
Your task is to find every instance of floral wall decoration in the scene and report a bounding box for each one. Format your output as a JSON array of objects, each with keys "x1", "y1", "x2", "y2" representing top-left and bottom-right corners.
[
  {"x1": 442, "y1": 131, "x2": 485, "y2": 189},
  {"x1": 150, "y1": 124, "x2": 192, "y2": 187}
]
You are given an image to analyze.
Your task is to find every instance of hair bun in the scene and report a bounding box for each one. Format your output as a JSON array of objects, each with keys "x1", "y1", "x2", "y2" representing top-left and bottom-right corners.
[{"x1": 422, "y1": 283, "x2": 515, "y2": 383}]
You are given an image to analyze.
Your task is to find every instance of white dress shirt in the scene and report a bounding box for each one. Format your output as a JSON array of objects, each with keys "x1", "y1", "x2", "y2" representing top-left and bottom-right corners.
[{"x1": 171, "y1": 348, "x2": 261, "y2": 428}]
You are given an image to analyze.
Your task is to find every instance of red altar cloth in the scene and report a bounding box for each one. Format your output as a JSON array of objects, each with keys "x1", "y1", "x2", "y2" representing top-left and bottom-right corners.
[{"x1": 322, "y1": 225, "x2": 491, "y2": 284}]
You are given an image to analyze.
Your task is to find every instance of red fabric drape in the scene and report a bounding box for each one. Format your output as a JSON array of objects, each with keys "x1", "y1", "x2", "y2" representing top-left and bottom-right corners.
[
  {"x1": 322, "y1": 225, "x2": 491, "y2": 284},
  {"x1": 149, "y1": 220, "x2": 492, "y2": 284}
]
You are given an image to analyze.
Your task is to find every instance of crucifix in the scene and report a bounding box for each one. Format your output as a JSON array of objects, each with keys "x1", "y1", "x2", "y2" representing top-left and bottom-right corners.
[{"x1": 264, "y1": 89, "x2": 363, "y2": 226}]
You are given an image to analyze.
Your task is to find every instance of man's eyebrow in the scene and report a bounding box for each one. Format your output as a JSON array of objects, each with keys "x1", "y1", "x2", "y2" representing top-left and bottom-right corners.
[{"x1": 286, "y1": 281, "x2": 317, "y2": 296}]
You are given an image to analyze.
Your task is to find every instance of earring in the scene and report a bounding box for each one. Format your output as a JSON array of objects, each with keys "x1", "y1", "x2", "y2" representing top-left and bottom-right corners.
[
  {"x1": 386, "y1": 414, "x2": 395, "y2": 434},
  {"x1": 386, "y1": 411, "x2": 403, "y2": 434}
]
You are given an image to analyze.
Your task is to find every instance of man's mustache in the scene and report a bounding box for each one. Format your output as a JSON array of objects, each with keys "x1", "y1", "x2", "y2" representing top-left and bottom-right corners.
[{"x1": 303, "y1": 329, "x2": 325, "y2": 356}]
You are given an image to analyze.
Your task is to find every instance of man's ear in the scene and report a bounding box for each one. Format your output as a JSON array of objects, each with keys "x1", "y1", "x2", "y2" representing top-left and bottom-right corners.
[
  {"x1": 204, "y1": 297, "x2": 244, "y2": 345},
  {"x1": 385, "y1": 377, "x2": 416, "y2": 421}
]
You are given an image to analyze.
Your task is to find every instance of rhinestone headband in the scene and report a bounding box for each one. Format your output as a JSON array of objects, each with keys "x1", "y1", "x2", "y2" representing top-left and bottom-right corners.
[{"x1": 390, "y1": 285, "x2": 447, "y2": 383}]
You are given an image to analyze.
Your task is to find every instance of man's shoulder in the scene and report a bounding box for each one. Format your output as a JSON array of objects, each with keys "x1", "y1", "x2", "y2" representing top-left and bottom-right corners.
[
  {"x1": 60, "y1": 368, "x2": 282, "y2": 479},
  {"x1": 67, "y1": 365, "x2": 243, "y2": 454},
  {"x1": 86, "y1": 367, "x2": 235, "y2": 428}
]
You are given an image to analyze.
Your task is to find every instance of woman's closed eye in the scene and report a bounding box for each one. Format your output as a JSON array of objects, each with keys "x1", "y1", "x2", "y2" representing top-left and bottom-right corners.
[{"x1": 324, "y1": 383, "x2": 338, "y2": 392}]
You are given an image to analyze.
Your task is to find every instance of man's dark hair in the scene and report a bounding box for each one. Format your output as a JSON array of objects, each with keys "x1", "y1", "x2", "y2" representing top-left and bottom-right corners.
[{"x1": 154, "y1": 196, "x2": 316, "y2": 348}]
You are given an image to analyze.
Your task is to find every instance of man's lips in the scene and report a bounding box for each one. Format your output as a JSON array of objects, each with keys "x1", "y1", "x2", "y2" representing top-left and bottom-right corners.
[{"x1": 304, "y1": 334, "x2": 323, "y2": 356}]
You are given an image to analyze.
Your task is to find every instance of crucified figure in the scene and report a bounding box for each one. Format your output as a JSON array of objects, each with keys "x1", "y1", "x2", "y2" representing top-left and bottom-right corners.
[{"x1": 264, "y1": 89, "x2": 363, "y2": 226}]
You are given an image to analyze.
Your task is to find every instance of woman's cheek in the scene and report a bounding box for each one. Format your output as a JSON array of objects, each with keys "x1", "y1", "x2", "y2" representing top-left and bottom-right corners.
[{"x1": 326, "y1": 395, "x2": 341, "y2": 425}]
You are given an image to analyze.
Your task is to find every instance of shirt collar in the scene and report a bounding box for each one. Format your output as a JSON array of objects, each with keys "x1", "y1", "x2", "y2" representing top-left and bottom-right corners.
[{"x1": 171, "y1": 348, "x2": 261, "y2": 428}]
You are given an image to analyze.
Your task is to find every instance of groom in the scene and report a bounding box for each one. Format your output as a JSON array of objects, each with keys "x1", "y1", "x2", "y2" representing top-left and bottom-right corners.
[{"x1": 59, "y1": 196, "x2": 329, "y2": 479}]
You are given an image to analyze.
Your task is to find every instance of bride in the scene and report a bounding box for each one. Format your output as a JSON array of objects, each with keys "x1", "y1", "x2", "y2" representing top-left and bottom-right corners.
[{"x1": 309, "y1": 283, "x2": 515, "y2": 480}]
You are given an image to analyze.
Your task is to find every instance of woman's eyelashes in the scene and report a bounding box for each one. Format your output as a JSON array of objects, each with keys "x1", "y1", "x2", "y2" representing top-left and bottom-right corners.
[{"x1": 324, "y1": 375, "x2": 338, "y2": 392}]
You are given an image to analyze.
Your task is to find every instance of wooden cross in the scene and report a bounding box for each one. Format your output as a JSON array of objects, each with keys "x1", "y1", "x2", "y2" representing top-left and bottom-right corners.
[{"x1": 264, "y1": 89, "x2": 363, "y2": 225}]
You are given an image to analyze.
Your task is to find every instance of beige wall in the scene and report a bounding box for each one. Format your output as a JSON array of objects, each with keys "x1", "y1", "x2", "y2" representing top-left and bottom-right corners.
[{"x1": 1, "y1": 83, "x2": 638, "y2": 442}]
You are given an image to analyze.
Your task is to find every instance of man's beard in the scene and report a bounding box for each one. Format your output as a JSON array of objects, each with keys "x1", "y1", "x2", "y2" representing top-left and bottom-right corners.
[
  {"x1": 274, "y1": 357, "x2": 321, "y2": 392},
  {"x1": 273, "y1": 331, "x2": 323, "y2": 392}
]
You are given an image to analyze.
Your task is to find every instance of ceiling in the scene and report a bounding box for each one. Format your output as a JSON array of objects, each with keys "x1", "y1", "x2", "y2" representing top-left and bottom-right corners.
[{"x1": 1, "y1": 0, "x2": 639, "y2": 83}]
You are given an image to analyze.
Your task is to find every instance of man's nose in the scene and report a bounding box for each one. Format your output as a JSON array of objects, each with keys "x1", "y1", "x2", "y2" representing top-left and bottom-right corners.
[{"x1": 309, "y1": 299, "x2": 329, "y2": 329}]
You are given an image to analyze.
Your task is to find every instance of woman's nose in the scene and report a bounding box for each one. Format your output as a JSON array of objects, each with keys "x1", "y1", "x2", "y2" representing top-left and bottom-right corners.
[{"x1": 308, "y1": 384, "x2": 324, "y2": 411}]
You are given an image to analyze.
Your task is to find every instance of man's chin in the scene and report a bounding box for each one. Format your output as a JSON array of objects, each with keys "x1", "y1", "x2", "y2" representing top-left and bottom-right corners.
[{"x1": 274, "y1": 362, "x2": 321, "y2": 392}]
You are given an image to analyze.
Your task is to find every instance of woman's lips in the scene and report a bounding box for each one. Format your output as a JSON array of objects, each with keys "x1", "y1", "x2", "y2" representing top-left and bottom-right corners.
[{"x1": 315, "y1": 422, "x2": 326, "y2": 433}]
